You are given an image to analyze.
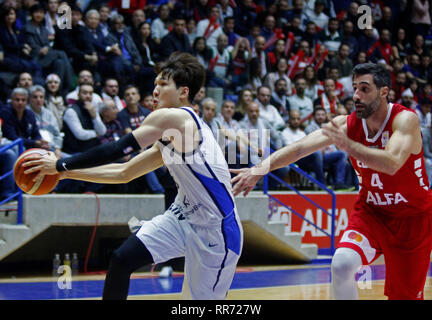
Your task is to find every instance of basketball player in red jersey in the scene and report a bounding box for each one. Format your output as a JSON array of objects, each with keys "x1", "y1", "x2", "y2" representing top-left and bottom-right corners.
[{"x1": 231, "y1": 63, "x2": 432, "y2": 300}]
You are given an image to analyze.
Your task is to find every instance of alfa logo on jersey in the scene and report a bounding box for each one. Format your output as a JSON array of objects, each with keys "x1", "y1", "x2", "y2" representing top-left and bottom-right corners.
[{"x1": 381, "y1": 131, "x2": 389, "y2": 148}]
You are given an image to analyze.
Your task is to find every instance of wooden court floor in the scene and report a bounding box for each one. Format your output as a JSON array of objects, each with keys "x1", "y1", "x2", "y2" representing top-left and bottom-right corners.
[{"x1": 0, "y1": 261, "x2": 431, "y2": 300}]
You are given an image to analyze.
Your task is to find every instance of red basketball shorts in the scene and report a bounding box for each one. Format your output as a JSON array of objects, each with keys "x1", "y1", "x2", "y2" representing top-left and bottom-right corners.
[{"x1": 338, "y1": 203, "x2": 432, "y2": 300}]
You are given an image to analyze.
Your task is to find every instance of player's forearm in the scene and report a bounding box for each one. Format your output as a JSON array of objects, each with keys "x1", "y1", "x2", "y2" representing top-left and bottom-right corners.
[
  {"x1": 56, "y1": 133, "x2": 141, "y2": 172},
  {"x1": 63, "y1": 163, "x2": 130, "y2": 183},
  {"x1": 345, "y1": 140, "x2": 401, "y2": 175}
]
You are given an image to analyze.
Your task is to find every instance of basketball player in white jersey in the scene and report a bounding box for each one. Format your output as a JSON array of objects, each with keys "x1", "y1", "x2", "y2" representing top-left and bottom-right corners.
[{"x1": 23, "y1": 52, "x2": 243, "y2": 300}]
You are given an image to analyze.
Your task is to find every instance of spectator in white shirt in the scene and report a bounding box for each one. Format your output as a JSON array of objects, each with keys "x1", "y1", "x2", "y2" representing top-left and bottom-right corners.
[
  {"x1": 287, "y1": 77, "x2": 314, "y2": 127},
  {"x1": 255, "y1": 85, "x2": 285, "y2": 130},
  {"x1": 101, "y1": 78, "x2": 126, "y2": 112},
  {"x1": 196, "y1": 6, "x2": 225, "y2": 52},
  {"x1": 66, "y1": 70, "x2": 103, "y2": 110}
]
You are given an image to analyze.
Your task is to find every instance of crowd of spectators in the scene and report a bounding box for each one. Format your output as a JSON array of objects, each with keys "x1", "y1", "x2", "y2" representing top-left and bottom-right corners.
[{"x1": 2, "y1": 0, "x2": 432, "y2": 201}]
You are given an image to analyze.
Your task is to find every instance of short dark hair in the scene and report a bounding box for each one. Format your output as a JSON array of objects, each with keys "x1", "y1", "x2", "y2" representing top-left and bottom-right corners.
[
  {"x1": 154, "y1": 52, "x2": 205, "y2": 103},
  {"x1": 352, "y1": 63, "x2": 391, "y2": 89}
]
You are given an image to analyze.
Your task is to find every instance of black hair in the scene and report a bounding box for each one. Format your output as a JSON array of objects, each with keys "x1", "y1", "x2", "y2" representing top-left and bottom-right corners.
[
  {"x1": 352, "y1": 63, "x2": 391, "y2": 89},
  {"x1": 154, "y1": 52, "x2": 206, "y2": 103}
]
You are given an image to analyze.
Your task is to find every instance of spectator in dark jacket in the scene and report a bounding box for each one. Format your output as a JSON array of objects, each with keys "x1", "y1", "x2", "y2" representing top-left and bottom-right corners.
[
  {"x1": 159, "y1": 17, "x2": 192, "y2": 60},
  {"x1": 1, "y1": 87, "x2": 49, "y2": 150}
]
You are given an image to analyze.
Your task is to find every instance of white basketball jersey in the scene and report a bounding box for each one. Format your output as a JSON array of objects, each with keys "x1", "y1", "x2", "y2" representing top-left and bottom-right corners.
[{"x1": 156, "y1": 107, "x2": 237, "y2": 226}]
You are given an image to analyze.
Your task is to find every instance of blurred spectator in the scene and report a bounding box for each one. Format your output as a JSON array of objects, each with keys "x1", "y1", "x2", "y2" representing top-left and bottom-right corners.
[
  {"x1": 54, "y1": 4, "x2": 98, "y2": 77},
  {"x1": 343, "y1": 97, "x2": 355, "y2": 115},
  {"x1": 66, "y1": 69, "x2": 103, "y2": 108},
  {"x1": 375, "y1": 6, "x2": 395, "y2": 36},
  {"x1": 233, "y1": 0, "x2": 257, "y2": 37},
  {"x1": 222, "y1": 16, "x2": 239, "y2": 49},
  {"x1": 264, "y1": 57, "x2": 292, "y2": 96},
  {"x1": 16, "y1": 72, "x2": 34, "y2": 92},
  {"x1": 234, "y1": 88, "x2": 253, "y2": 121},
  {"x1": 303, "y1": 21, "x2": 320, "y2": 49},
  {"x1": 201, "y1": 97, "x2": 219, "y2": 139},
  {"x1": 416, "y1": 98, "x2": 432, "y2": 129},
  {"x1": 62, "y1": 84, "x2": 107, "y2": 155},
  {"x1": 215, "y1": 99, "x2": 241, "y2": 134},
  {"x1": 196, "y1": 6, "x2": 225, "y2": 52},
  {"x1": 117, "y1": 85, "x2": 150, "y2": 134},
  {"x1": 192, "y1": 36, "x2": 213, "y2": 69},
  {"x1": 141, "y1": 92, "x2": 153, "y2": 112},
  {"x1": 326, "y1": 67, "x2": 345, "y2": 99},
  {"x1": 318, "y1": 17, "x2": 341, "y2": 56},
  {"x1": 0, "y1": 6, "x2": 43, "y2": 86},
  {"x1": 341, "y1": 20, "x2": 359, "y2": 60},
  {"x1": 98, "y1": 99, "x2": 126, "y2": 146},
  {"x1": 403, "y1": 53, "x2": 422, "y2": 82},
  {"x1": 159, "y1": 17, "x2": 192, "y2": 60},
  {"x1": 151, "y1": 4, "x2": 171, "y2": 45},
  {"x1": 267, "y1": 39, "x2": 287, "y2": 71},
  {"x1": 244, "y1": 57, "x2": 263, "y2": 94},
  {"x1": 28, "y1": 85, "x2": 64, "y2": 158},
  {"x1": 23, "y1": 4, "x2": 74, "y2": 93},
  {"x1": 44, "y1": 73, "x2": 66, "y2": 130},
  {"x1": 303, "y1": 0, "x2": 328, "y2": 31},
  {"x1": 208, "y1": 33, "x2": 231, "y2": 93},
  {"x1": 407, "y1": 34, "x2": 427, "y2": 57},
  {"x1": 330, "y1": 43, "x2": 353, "y2": 78},
  {"x1": 255, "y1": 85, "x2": 284, "y2": 130},
  {"x1": 1, "y1": 87, "x2": 49, "y2": 150},
  {"x1": 98, "y1": 4, "x2": 112, "y2": 37},
  {"x1": 314, "y1": 78, "x2": 342, "y2": 118},
  {"x1": 129, "y1": 9, "x2": 147, "y2": 43},
  {"x1": 410, "y1": 0, "x2": 431, "y2": 37},
  {"x1": 367, "y1": 28, "x2": 394, "y2": 65},
  {"x1": 287, "y1": 76, "x2": 314, "y2": 126},
  {"x1": 173, "y1": 0, "x2": 195, "y2": 23},
  {"x1": 133, "y1": 21, "x2": 158, "y2": 94},
  {"x1": 270, "y1": 78, "x2": 290, "y2": 122},
  {"x1": 246, "y1": 24, "x2": 261, "y2": 48},
  {"x1": 104, "y1": 13, "x2": 143, "y2": 88},
  {"x1": 392, "y1": 27, "x2": 409, "y2": 62},
  {"x1": 217, "y1": 0, "x2": 234, "y2": 23},
  {"x1": 45, "y1": 0, "x2": 60, "y2": 42},
  {"x1": 186, "y1": 17, "x2": 198, "y2": 46},
  {"x1": 193, "y1": 86, "x2": 206, "y2": 107},
  {"x1": 400, "y1": 88, "x2": 416, "y2": 109},
  {"x1": 419, "y1": 54, "x2": 432, "y2": 84},
  {"x1": 393, "y1": 71, "x2": 407, "y2": 102},
  {"x1": 229, "y1": 37, "x2": 252, "y2": 92},
  {"x1": 0, "y1": 111, "x2": 18, "y2": 203},
  {"x1": 259, "y1": 14, "x2": 276, "y2": 48},
  {"x1": 252, "y1": 35, "x2": 270, "y2": 79},
  {"x1": 194, "y1": 0, "x2": 210, "y2": 22},
  {"x1": 101, "y1": 78, "x2": 126, "y2": 111},
  {"x1": 239, "y1": 101, "x2": 287, "y2": 185},
  {"x1": 280, "y1": 109, "x2": 326, "y2": 185},
  {"x1": 303, "y1": 65, "x2": 320, "y2": 101}
]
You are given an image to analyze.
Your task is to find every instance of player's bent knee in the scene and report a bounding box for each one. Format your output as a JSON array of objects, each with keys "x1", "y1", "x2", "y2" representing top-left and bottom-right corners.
[{"x1": 331, "y1": 248, "x2": 362, "y2": 281}]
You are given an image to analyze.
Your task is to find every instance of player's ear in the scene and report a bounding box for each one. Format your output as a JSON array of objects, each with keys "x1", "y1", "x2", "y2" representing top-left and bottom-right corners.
[
  {"x1": 179, "y1": 86, "x2": 189, "y2": 100},
  {"x1": 380, "y1": 86, "x2": 389, "y2": 99}
]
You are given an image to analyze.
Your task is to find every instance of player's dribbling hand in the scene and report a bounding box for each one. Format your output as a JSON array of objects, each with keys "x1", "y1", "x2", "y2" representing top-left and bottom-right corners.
[
  {"x1": 230, "y1": 168, "x2": 263, "y2": 197},
  {"x1": 22, "y1": 151, "x2": 59, "y2": 181},
  {"x1": 321, "y1": 119, "x2": 349, "y2": 151}
]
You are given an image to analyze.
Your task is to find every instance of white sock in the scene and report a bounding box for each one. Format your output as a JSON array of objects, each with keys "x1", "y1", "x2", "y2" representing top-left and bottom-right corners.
[{"x1": 331, "y1": 247, "x2": 363, "y2": 300}]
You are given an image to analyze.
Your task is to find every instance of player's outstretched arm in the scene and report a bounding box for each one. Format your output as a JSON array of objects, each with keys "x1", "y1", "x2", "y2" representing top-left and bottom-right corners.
[
  {"x1": 322, "y1": 111, "x2": 421, "y2": 175},
  {"x1": 59, "y1": 143, "x2": 164, "y2": 184},
  {"x1": 230, "y1": 124, "x2": 336, "y2": 196},
  {"x1": 23, "y1": 108, "x2": 187, "y2": 179}
]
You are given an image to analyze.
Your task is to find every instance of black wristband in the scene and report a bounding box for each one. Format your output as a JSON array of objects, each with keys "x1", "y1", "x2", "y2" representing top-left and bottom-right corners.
[{"x1": 56, "y1": 133, "x2": 141, "y2": 172}]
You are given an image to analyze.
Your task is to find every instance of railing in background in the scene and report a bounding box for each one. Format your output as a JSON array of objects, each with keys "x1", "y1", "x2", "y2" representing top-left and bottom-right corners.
[
  {"x1": 262, "y1": 160, "x2": 337, "y2": 256},
  {"x1": 0, "y1": 138, "x2": 24, "y2": 224}
]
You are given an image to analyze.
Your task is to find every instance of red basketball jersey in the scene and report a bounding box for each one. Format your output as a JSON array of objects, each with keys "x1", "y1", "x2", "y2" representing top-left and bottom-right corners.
[{"x1": 347, "y1": 103, "x2": 432, "y2": 217}]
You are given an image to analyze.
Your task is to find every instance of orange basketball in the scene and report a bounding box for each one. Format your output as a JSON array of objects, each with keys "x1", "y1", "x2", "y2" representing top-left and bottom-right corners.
[{"x1": 13, "y1": 148, "x2": 60, "y2": 195}]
